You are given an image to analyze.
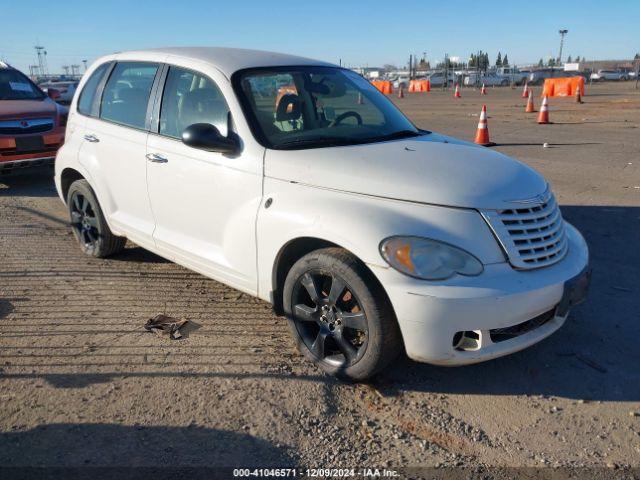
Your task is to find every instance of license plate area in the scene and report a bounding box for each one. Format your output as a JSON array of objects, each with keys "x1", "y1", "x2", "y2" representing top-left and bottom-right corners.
[{"x1": 15, "y1": 136, "x2": 45, "y2": 152}]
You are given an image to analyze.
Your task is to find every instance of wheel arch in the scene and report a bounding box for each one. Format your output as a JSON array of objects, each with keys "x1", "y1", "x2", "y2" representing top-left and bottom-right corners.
[
  {"x1": 270, "y1": 236, "x2": 392, "y2": 318},
  {"x1": 60, "y1": 167, "x2": 85, "y2": 203}
]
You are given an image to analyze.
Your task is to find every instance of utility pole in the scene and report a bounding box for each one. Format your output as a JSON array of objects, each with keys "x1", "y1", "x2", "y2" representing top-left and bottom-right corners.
[
  {"x1": 35, "y1": 45, "x2": 46, "y2": 77},
  {"x1": 71, "y1": 64, "x2": 80, "y2": 77},
  {"x1": 62, "y1": 65, "x2": 70, "y2": 76},
  {"x1": 443, "y1": 53, "x2": 449, "y2": 90},
  {"x1": 557, "y1": 29, "x2": 568, "y2": 65}
]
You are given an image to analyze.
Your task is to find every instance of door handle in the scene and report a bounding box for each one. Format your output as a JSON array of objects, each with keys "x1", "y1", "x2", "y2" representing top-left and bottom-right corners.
[
  {"x1": 83, "y1": 134, "x2": 99, "y2": 143},
  {"x1": 146, "y1": 153, "x2": 168, "y2": 164}
]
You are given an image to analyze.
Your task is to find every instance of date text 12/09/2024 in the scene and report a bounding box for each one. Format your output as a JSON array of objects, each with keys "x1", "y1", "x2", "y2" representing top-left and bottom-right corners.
[{"x1": 233, "y1": 468, "x2": 400, "y2": 477}]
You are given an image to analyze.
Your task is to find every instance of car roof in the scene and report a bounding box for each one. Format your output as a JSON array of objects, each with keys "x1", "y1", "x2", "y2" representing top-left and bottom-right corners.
[{"x1": 107, "y1": 47, "x2": 335, "y2": 78}]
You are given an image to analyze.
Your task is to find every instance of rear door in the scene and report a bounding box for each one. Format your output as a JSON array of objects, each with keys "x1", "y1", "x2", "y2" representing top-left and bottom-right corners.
[
  {"x1": 145, "y1": 64, "x2": 262, "y2": 293},
  {"x1": 79, "y1": 61, "x2": 160, "y2": 246},
  {"x1": 67, "y1": 62, "x2": 111, "y2": 158}
]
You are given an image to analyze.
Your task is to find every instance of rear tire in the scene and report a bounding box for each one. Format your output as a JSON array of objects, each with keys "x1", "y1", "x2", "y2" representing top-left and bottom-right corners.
[
  {"x1": 67, "y1": 179, "x2": 126, "y2": 258},
  {"x1": 283, "y1": 248, "x2": 402, "y2": 381}
]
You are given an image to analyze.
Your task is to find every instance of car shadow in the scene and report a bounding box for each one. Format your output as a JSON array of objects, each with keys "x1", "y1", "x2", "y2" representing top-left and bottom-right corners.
[
  {"x1": 0, "y1": 299, "x2": 15, "y2": 320},
  {"x1": 0, "y1": 166, "x2": 57, "y2": 198},
  {"x1": 0, "y1": 423, "x2": 296, "y2": 476},
  {"x1": 376, "y1": 205, "x2": 640, "y2": 402},
  {"x1": 110, "y1": 246, "x2": 170, "y2": 264}
]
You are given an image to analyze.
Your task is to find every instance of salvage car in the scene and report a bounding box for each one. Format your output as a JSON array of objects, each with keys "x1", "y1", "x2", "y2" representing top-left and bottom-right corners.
[
  {"x1": 39, "y1": 80, "x2": 79, "y2": 105},
  {"x1": 0, "y1": 62, "x2": 67, "y2": 171},
  {"x1": 54, "y1": 48, "x2": 590, "y2": 380}
]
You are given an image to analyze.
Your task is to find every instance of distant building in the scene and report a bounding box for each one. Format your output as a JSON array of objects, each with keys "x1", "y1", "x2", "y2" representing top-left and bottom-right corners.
[{"x1": 349, "y1": 67, "x2": 383, "y2": 79}]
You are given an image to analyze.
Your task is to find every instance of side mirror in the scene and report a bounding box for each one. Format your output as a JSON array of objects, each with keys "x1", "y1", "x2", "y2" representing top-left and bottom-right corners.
[
  {"x1": 182, "y1": 123, "x2": 239, "y2": 154},
  {"x1": 47, "y1": 88, "x2": 61, "y2": 100}
]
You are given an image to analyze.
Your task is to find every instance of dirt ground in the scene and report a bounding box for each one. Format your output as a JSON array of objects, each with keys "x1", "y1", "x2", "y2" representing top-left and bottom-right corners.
[{"x1": 1, "y1": 81, "x2": 639, "y2": 478}]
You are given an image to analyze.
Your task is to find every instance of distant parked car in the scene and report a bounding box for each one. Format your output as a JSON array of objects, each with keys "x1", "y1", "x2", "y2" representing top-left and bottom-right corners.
[
  {"x1": 427, "y1": 71, "x2": 455, "y2": 87},
  {"x1": 528, "y1": 69, "x2": 560, "y2": 85},
  {"x1": 495, "y1": 67, "x2": 527, "y2": 85},
  {"x1": 0, "y1": 62, "x2": 67, "y2": 172},
  {"x1": 392, "y1": 76, "x2": 409, "y2": 89},
  {"x1": 40, "y1": 81, "x2": 79, "y2": 104},
  {"x1": 590, "y1": 70, "x2": 629, "y2": 81},
  {"x1": 464, "y1": 72, "x2": 509, "y2": 87}
]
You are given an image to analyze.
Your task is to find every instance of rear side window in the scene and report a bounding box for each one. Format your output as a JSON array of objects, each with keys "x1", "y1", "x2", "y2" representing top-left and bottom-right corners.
[
  {"x1": 77, "y1": 63, "x2": 110, "y2": 116},
  {"x1": 159, "y1": 66, "x2": 230, "y2": 139},
  {"x1": 100, "y1": 62, "x2": 159, "y2": 130}
]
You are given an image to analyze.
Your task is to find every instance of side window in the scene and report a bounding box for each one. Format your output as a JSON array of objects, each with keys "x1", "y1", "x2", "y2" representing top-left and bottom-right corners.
[
  {"x1": 77, "y1": 63, "x2": 109, "y2": 116},
  {"x1": 100, "y1": 62, "x2": 159, "y2": 130},
  {"x1": 159, "y1": 66, "x2": 230, "y2": 139}
]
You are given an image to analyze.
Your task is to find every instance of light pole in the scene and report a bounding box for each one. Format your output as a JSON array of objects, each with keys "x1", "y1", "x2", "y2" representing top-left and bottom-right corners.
[{"x1": 558, "y1": 29, "x2": 568, "y2": 65}]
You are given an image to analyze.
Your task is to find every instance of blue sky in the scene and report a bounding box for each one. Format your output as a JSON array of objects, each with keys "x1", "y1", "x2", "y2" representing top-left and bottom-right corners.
[{"x1": 1, "y1": 0, "x2": 637, "y2": 74}]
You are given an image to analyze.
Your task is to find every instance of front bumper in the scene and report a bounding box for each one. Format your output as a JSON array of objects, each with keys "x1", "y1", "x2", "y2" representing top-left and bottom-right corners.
[
  {"x1": 371, "y1": 222, "x2": 590, "y2": 366},
  {"x1": 0, "y1": 129, "x2": 64, "y2": 167}
]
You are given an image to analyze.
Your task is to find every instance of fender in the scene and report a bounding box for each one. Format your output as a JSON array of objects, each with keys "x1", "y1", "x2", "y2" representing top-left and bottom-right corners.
[{"x1": 257, "y1": 178, "x2": 506, "y2": 302}]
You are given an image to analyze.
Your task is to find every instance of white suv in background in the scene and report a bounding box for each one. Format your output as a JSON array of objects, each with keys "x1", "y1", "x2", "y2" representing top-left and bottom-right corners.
[
  {"x1": 55, "y1": 47, "x2": 590, "y2": 380},
  {"x1": 590, "y1": 70, "x2": 629, "y2": 81}
]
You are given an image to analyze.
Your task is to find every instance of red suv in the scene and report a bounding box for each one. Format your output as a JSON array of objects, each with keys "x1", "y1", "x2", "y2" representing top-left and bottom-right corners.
[{"x1": 0, "y1": 62, "x2": 67, "y2": 171}]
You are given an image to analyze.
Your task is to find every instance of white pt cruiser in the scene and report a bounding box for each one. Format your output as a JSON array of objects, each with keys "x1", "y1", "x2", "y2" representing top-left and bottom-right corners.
[{"x1": 55, "y1": 48, "x2": 590, "y2": 380}]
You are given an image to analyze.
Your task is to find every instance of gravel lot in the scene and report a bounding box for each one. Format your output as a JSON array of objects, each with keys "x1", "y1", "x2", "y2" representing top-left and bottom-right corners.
[{"x1": 1, "y1": 82, "x2": 639, "y2": 478}]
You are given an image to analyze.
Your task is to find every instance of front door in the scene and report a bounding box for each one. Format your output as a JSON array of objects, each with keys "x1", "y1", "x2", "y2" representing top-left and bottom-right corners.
[{"x1": 145, "y1": 65, "x2": 262, "y2": 293}]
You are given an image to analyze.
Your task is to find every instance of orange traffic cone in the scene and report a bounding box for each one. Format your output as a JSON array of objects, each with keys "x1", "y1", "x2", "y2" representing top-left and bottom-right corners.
[
  {"x1": 474, "y1": 105, "x2": 495, "y2": 146},
  {"x1": 398, "y1": 86, "x2": 405, "y2": 99},
  {"x1": 521, "y1": 81, "x2": 529, "y2": 98},
  {"x1": 357, "y1": 93, "x2": 364, "y2": 105},
  {"x1": 425, "y1": 80, "x2": 431, "y2": 92},
  {"x1": 480, "y1": 83, "x2": 487, "y2": 95},
  {"x1": 525, "y1": 90, "x2": 536, "y2": 113},
  {"x1": 454, "y1": 83, "x2": 461, "y2": 98},
  {"x1": 537, "y1": 96, "x2": 550, "y2": 124},
  {"x1": 575, "y1": 86, "x2": 583, "y2": 103}
]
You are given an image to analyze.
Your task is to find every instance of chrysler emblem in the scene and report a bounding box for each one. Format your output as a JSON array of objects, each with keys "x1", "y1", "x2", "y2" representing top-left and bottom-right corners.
[{"x1": 507, "y1": 191, "x2": 550, "y2": 205}]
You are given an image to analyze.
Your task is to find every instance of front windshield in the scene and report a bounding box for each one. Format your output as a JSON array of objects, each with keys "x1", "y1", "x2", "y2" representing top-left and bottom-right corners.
[
  {"x1": 234, "y1": 66, "x2": 421, "y2": 149},
  {"x1": 0, "y1": 69, "x2": 45, "y2": 101}
]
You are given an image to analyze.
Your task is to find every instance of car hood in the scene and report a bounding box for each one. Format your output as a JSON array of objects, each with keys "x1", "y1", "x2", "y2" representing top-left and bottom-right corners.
[
  {"x1": 0, "y1": 98, "x2": 58, "y2": 121},
  {"x1": 264, "y1": 133, "x2": 548, "y2": 210}
]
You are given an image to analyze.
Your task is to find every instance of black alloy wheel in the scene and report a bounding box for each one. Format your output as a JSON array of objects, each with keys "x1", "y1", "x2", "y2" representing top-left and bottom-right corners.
[
  {"x1": 66, "y1": 179, "x2": 126, "y2": 258},
  {"x1": 291, "y1": 270, "x2": 368, "y2": 367},
  {"x1": 70, "y1": 191, "x2": 100, "y2": 249},
  {"x1": 283, "y1": 248, "x2": 402, "y2": 380}
]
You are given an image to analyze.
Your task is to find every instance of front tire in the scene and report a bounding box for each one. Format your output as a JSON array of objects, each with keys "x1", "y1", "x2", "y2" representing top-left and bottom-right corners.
[
  {"x1": 283, "y1": 248, "x2": 402, "y2": 381},
  {"x1": 67, "y1": 179, "x2": 126, "y2": 258}
]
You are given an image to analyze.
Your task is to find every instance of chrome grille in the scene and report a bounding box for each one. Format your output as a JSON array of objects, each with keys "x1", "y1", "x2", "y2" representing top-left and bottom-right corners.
[
  {"x1": 481, "y1": 190, "x2": 568, "y2": 269},
  {"x1": 0, "y1": 118, "x2": 54, "y2": 135}
]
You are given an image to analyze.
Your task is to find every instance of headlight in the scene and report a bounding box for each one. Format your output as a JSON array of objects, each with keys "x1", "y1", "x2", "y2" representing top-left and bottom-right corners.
[{"x1": 379, "y1": 236, "x2": 483, "y2": 280}]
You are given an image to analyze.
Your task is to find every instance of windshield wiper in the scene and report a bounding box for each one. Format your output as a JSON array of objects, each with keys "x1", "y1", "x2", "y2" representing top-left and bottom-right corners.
[
  {"x1": 371, "y1": 130, "x2": 425, "y2": 142},
  {"x1": 276, "y1": 136, "x2": 361, "y2": 150}
]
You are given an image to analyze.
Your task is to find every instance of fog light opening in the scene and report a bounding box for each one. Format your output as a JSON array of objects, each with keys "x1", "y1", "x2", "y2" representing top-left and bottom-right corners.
[{"x1": 453, "y1": 330, "x2": 481, "y2": 351}]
